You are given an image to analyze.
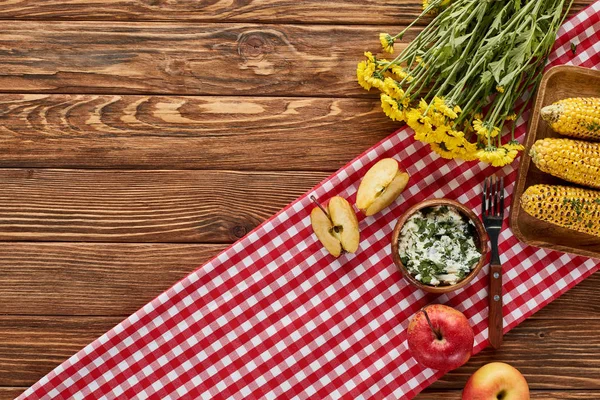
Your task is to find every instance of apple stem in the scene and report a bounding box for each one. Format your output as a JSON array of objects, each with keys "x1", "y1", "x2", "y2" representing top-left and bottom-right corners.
[
  {"x1": 421, "y1": 307, "x2": 443, "y2": 341},
  {"x1": 310, "y1": 195, "x2": 329, "y2": 218}
]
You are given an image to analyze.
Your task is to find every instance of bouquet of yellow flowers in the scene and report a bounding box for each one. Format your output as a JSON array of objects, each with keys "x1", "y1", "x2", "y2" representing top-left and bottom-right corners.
[{"x1": 358, "y1": 0, "x2": 573, "y2": 166}]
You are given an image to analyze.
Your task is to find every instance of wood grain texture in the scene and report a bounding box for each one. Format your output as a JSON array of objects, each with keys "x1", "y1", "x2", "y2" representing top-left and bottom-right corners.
[
  {"x1": 0, "y1": 0, "x2": 421, "y2": 24},
  {"x1": 0, "y1": 316, "x2": 121, "y2": 387},
  {"x1": 0, "y1": 1, "x2": 589, "y2": 24},
  {"x1": 416, "y1": 390, "x2": 600, "y2": 399},
  {"x1": 0, "y1": 243, "x2": 226, "y2": 316},
  {"x1": 0, "y1": 94, "x2": 396, "y2": 170},
  {"x1": 488, "y1": 263, "x2": 503, "y2": 349},
  {"x1": 2, "y1": 242, "x2": 600, "y2": 317},
  {"x1": 0, "y1": 22, "x2": 417, "y2": 97},
  {"x1": 431, "y1": 320, "x2": 600, "y2": 390},
  {"x1": 0, "y1": 388, "x2": 29, "y2": 400},
  {"x1": 0, "y1": 169, "x2": 327, "y2": 242},
  {"x1": 2, "y1": 317, "x2": 599, "y2": 388}
]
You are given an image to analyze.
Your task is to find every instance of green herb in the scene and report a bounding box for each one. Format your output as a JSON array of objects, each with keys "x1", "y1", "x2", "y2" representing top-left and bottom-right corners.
[
  {"x1": 588, "y1": 122, "x2": 600, "y2": 132},
  {"x1": 571, "y1": 42, "x2": 578, "y2": 55},
  {"x1": 397, "y1": 206, "x2": 481, "y2": 286}
]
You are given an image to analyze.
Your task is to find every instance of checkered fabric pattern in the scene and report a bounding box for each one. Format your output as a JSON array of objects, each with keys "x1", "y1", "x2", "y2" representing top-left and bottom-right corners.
[{"x1": 20, "y1": 3, "x2": 600, "y2": 400}]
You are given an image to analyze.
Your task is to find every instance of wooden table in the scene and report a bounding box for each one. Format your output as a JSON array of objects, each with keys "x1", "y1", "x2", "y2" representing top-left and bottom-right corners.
[{"x1": 0, "y1": 1, "x2": 597, "y2": 399}]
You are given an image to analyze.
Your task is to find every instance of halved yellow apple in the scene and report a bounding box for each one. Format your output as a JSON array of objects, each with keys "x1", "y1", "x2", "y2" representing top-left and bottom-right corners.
[
  {"x1": 310, "y1": 196, "x2": 360, "y2": 257},
  {"x1": 356, "y1": 158, "x2": 410, "y2": 216}
]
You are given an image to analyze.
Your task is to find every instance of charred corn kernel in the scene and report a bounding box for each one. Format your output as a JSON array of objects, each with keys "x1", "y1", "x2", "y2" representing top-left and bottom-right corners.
[
  {"x1": 541, "y1": 97, "x2": 600, "y2": 140},
  {"x1": 530, "y1": 138, "x2": 600, "y2": 189},
  {"x1": 521, "y1": 184, "x2": 600, "y2": 237}
]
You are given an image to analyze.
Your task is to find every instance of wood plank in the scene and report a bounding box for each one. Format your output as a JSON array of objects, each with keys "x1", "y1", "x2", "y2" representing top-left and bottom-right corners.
[
  {"x1": 0, "y1": 94, "x2": 396, "y2": 170},
  {"x1": 1, "y1": 317, "x2": 599, "y2": 388},
  {"x1": 0, "y1": 316, "x2": 120, "y2": 387},
  {"x1": 0, "y1": 0, "x2": 422, "y2": 25},
  {"x1": 0, "y1": 388, "x2": 26, "y2": 400},
  {"x1": 0, "y1": 1, "x2": 589, "y2": 24},
  {"x1": 0, "y1": 21, "x2": 416, "y2": 97},
  {"x1": 431, "y1": 320, "x2": 600, "y2": 390},
  {"x1": 0, "y1": 243, "x2": 225, "y2": 316},
  {"x1": 417, "y1": 390, "x2": 600, "y2": 399},
  {"x1": 0, "y1": 169, "x2": 327, "y2": 242},
  {"x1": 2, "y1": 242, "x2": 600, "y2": 317}
]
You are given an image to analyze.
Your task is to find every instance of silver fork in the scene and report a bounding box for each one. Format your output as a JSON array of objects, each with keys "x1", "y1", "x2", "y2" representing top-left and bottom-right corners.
[{"x1": 482, "y1": 175, "x2": 504, "y2": 349}]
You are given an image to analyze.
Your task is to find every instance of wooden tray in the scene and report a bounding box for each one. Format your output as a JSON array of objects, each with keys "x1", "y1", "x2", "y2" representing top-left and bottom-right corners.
[{"x1": 510, "y1": 65, "x2": 600, "y2": 258}]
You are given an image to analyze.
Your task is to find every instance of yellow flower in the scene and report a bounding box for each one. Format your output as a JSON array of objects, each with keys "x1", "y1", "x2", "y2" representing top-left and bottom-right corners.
[
  {"x1": 424, "y1": 0, "x2": 452, "y2": 14},
  {"x1": 496, "y1": 85, "x2": 505, "y2": 93},
  {"x1": 357, "y1": 56, "x2": 385, "y2": 91},
  {"x1": 383, "y1": 77, "x2": 405, "y2": 100},
  {"x1": 454, "y1": 141, "x2": 479, "y2": 161},
  {"x1": 433, "y1": 96, "x2": 458, "y2": 120},
  {"x1": 506, "y1": 113, "x2": 517, "y2": 121},
  {"x1": 381, "y1": 94, "x2": 406, "y2": 122},
  {"x1": 407, "y1": 108, "x2": 436, "y2": 143},
  {"x1": 430, "y1": 142, "x2": 456, "y2": 159},
  {"x1": 504, "y1": 140, "x2": 524, "y2": 152},
  {"x1": 440, "y1": 129, "x2": 465, "y2": 150},
  {"x1": 472, "y1": 119, "x2": 487, "y2": 137},
  {"x1": 370, "y1": 75, "x2": 385, "y2": 90},
  {"x1": 428, "y1": 110, "x2": 448, "y2": 131},
  {"x1": 418, "y1": 98, "x2": 429, "y2": 114},
  {"x1": 364, "y1": 51, "x2": 375, "y2": 62},
  {"x1": 379, "y1": 33, "x2": 394, "y2": 54},
  {"x1": 472, "y1": 119, "x2": 500, "y2": 138},
  {"x1": 476, "y1": 147, "x2": 516, "y2": 167},
  {"x1": 390, "y1": 65, "x2": 414, "y2": 82},
  {"x1": 357, "y1": 60, "x2": 375, "y2": 90}
]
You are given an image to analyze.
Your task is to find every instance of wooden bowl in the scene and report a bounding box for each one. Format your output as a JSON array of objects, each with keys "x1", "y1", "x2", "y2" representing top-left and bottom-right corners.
[
  {"x1": 510, "y1": 65, "x2": 600, "y2": 258},
  {"x1": 390, "y1": 198, "x2": 489, "y2": 294}
]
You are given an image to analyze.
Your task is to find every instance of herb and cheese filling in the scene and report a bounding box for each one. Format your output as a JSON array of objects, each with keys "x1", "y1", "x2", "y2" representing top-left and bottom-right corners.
[{"x1": 398, "y1": 205, "x2": 481, "y2": 286}]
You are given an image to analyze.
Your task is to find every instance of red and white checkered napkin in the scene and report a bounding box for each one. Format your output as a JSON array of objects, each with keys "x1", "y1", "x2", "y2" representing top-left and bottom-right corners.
[{"x1": 21, "y1": 4, "x2": 600, "y2": 400}]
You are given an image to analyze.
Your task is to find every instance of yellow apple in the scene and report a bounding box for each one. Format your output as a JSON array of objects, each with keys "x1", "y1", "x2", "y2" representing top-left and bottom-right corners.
[
  {"x1": 310, "y1": 196, "x2": 359, "y2": 257},
  {"x1": 356, "y1": 158, "x2": 410, "y2": 216},
  {"x1": 462, "y1": 362, "x2": 530, "y2": 400}
]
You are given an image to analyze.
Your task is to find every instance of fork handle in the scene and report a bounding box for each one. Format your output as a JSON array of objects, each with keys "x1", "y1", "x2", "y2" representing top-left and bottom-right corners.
[{"x1": 489, "y1": 263, "x2": 503, "y2": 349}]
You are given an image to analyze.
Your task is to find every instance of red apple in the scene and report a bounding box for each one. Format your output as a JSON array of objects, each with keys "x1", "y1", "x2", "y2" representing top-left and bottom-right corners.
[
  {"x1": 462, "y1": 362, "x2": 530, "y2": 400},
  {"x1": 407, "y1": 304, "x2": 474, "y2": 371}
]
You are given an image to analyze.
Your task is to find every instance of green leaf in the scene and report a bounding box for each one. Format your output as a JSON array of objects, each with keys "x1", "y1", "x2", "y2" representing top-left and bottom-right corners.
[
  {"x1": 499, "y1": 69, "x2": 520, "y2": 87},
  {"x1": 513, "y1": 0, "x2": 521, "y2": 11},
  {"x1": 488, "y1": 59, "x2": 506, "y2": 84},
  {"x1": 439, "y1": 44, "x2": 454, "y2": 60},
  {"x1": 571, "y1": 42, "x2": 578, "y2": 55},
  {"x1": 450, "y1": 34, "x2": 472, "y2": 49}
]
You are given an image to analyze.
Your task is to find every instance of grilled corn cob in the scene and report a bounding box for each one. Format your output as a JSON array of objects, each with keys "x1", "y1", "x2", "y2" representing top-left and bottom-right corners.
[
  {"x1": 541, "y1": 97, "x2": 600, "y2": 140},
  {"x1": 521, "y1": 184, "x2": 600, "y2": 237},
  {"x1": 530, "y1": 138, "x2": 600, "y2": 189}
]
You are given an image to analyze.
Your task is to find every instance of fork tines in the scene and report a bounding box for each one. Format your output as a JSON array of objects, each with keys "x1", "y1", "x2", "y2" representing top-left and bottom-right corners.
[{"x1": 482, "y1": 176, "x2": 505, "y2": 219}]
